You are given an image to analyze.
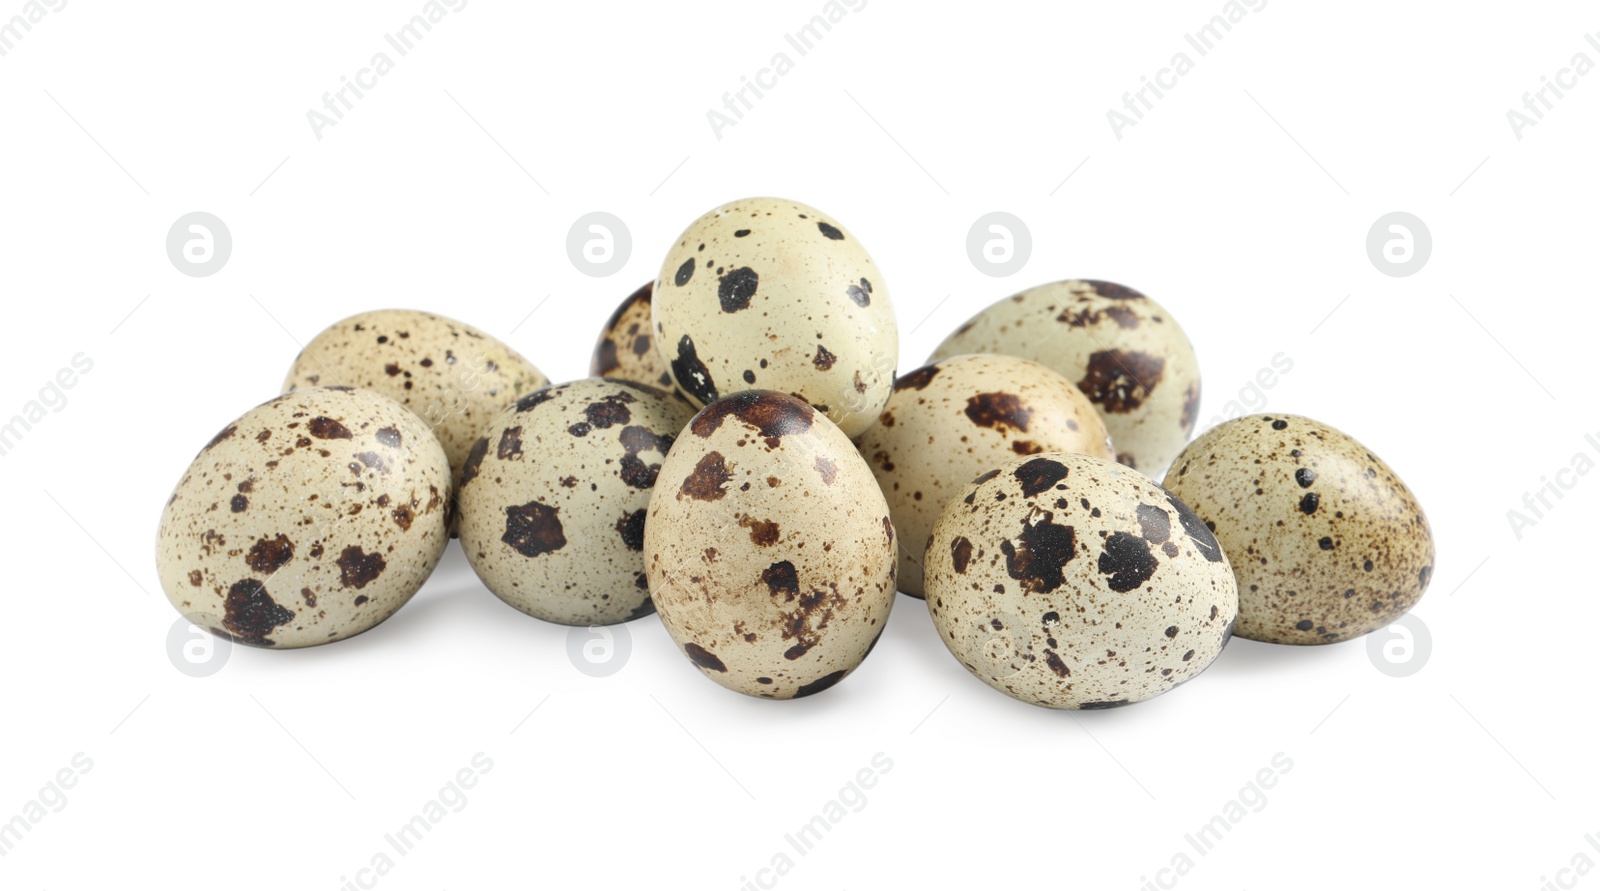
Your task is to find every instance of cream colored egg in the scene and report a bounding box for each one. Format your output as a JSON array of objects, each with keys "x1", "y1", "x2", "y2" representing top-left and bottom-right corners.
[
  {"x1": 653, "y1": 197, "x2": 898, "y2": 438},
  {"x1": 282, "y1": 309, "x2": 549, "y2": 479},
  {"x1": 455, "y1": 378, "x2": 694, "y2": 625},
  {"x1": 855, "y1": 354, "x2": 1114, "y2": 598},
  {"x1": 930, "y1": 280, "x2": 1201, "y2": 477},
  {"x1": 924, "y1": 452, "x2": 1237, "y2": 709},
  {"x1": 590, "y1": 282, "x2": 677, "y2": 392},
  {"x1": 644, "y1": 391, "x2": 896, "y2": 698},
  {"x1": 155, "y1": 387, "x2": 451, "y2": 648},
  {"x1": 1162, "y1": 414, "x2": 1434, "y2": 644}
]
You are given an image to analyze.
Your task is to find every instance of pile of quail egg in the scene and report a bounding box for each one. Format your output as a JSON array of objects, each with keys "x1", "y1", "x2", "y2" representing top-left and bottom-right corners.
[{"x1": 156, "y1": 196, "x2": 1434, "y2": 709}]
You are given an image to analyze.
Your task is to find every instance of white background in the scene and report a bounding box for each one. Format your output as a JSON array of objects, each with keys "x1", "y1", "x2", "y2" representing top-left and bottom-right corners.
[{"x1": 1, "y1": 1, "x2": 1594, "y2": 888}]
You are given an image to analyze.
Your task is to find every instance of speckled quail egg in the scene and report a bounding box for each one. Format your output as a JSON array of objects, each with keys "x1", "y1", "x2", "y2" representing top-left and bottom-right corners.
[
  {"x1": 924, "y1": 452, "x2": 1237, "y2": 709},
  {"x1": 455, "y1": 378, "x2": 694, "y2": 625},
  {"x1": 1162, "y1": 414, "x2": 1434, "y2": 645},
  {"x1": 855, "y1": 354, "x2": 1115, "y2": 598},
  {"x1": 155, "y1": 386, "x2": 451, "y2": 648},
  {"x1": 590, "y1": 282, "x2": 677, "y2": 392},
  {"x1": 283, "y1": 309, "x2": 549, "y2": 479},
  {"x1": 644, "y1": 390, "x2": 897, "y2": 698},
  {"x1": 930, "y1": 280, "x2": 1201, "y2": 477},
  {"x1": 653, "y1": 197, "x2": 899, "y2": 438}
]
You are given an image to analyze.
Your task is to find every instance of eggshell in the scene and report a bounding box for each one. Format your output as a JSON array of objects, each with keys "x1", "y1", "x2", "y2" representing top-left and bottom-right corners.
[
  {"x1": 930, "y1": 279, "x2": 1200, "y2": 477},
  {"x1": 155, "y1": 386, "x2": 451, "y2": 648},
  {"x1": 455, "y1": 378, "x2": 694, "y2": 625},
  {"x1": 590, "y1": 282, "x2": 676, "y2": 392},
  {"x1": 653, "y1": 197, "x2": 898, "y2": 438},
  {"x1": 644, "y1": 391, "x2": 896, "y2": 698},
  {"x1": 283, "y1": 309, "x2": 548, "y2": 479},
  {"x1": 1162, "y1": 414, "x2": 1434, "y2": 644},
  {"x1": 855, "y1": 353, "x2": 1114, "y2": 598},
  {"x1": 924, "y1": 452, "x2": 1237, "y2": 708}
]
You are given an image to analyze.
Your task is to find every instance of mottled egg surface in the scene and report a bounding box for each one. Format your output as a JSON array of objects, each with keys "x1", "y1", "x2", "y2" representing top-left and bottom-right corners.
[
  {"x1": 590, "y1": 282, "x2": 676, "y2": 392},
  {"x1": 930, "y1": 279, "x2": 1200, "y2": 478},
  {"x1": 156, "y1": 387, "x2": 452, "y2": 648},
  {"x1": 283, "y1": 309, "x2": 549, "y2": 479},
  {"x1": 855, "y1": 353, "x2": 1114, "y2": 598},
  {"x1": 644, "y1": 391, "x2": 897, "y2": 699},
  {"x1": 455, "y1": 378, "x2": 694, "y2": 625},
  {"x1": 924, "y1": 452, "x2": 1237, "y2": 709},
  {"x1": 1162, "y1": 414, "x2": 1434, "y2": 645},
  {"x1": 653, "y1": 197, "x2": 898, "y2": 438}
]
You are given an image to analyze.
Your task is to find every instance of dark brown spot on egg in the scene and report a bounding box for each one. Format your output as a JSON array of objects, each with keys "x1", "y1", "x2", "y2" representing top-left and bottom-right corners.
[
  {"x1": 376, "y1": 426, "x2": 402, "y2": 448},
  {"x1": 615, "y1": 509, "x2": 647, "y2": 551},
  {"x1": 619, "y1": 425, "x2": 675, "y2": 490},
  {"x1": 392, "y1": 505, "x2": 414, "y2": 531},
  {"x1": 690, "y1": 391, "x2": 813, "y2": 447},
  {"x1": 1136, "y1": 503, "x2": 1171, "y2": 544},
  {"x1": 894, "y1": 365, "x2": 939, "y2": 392},
  {"x1": 761, "y1": 560, "x2": 800, "y2": 597},
  {"x1": 459, "y1": 436, "x2": 489, "y2": 489},
  {"x1": 717, "y1": 267, "x2": 759, "y2": 312},
  {"x1": 965, "y1": 392, "x2": 1032, "y2": 433},
  {"x1": 1001, "y1": 509, "x2": 1076, "y2": 594},
  {"x1": 1098, "y1": 531, "x2": 1158, "y2": 592},
  {"x1": 188, "y1": 570, "x2": 203, "y2": 587},
  {"x1": 951, "y1": 536, "x2": 973, "y2": 573},
  {"x1": 674, "y1": 258, "x2": 696, "y2": 287},
  {"x1": 203, "y1": 425, "x2": 237, "y2": 452},
  {"x1": 245, "y1": 534, "x2": 295, "y2": 574},
  {"x1": 671, "y1": 336, "x2": 718, "y2": 404},
  {"x1": 336, "y1": 546, "x2": 386, "y2": 588},
  {"x1": 740, "y1": 516, "x2": 781, "y2": 546},
  {"x1": 794, "y1": 670, "x2": 847, "y2": 697},
  {"x1": 1013, "y1": 457, "x2": 1068, "y2": 497},
  {"x1": 307, "y1": 416, "x2": 352, "y2": 440},
  {"x1": 230, "y1": 494, "x2": 249, "y2": 513},
  {"x1": 1166, "y1": 493, "x2": 1224, "y2": 563},
  {"x1": 222, "y1": 579, "x2": 293, "y2": 645},
  {"x1": 497, "y1": 427, "x2": 523, "y2": 460},
  {"x1": 816, "y1": 221, "x2": 844, "y2": 240},
  {"x1": 680, "y1": 451, "x2": 733, "y2": 501},
  {"x1": 503, "y1": 501, "x2": 566, "y2": 558},
  {"x1": 813, "y1": 344, "x2": 837, "y2": 371},
  {"x1": 1078, "y1": 350, "x2": 1164, "y2": 413},
  {"x1": 683, "y1": 643, "x2": 727, "y2": 672},
  {"x1": 1083, "y1": 280, "x2": 1146, "y2": 301}
]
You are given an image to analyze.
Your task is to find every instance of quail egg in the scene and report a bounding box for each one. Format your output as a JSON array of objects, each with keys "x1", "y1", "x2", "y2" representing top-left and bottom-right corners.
[
  {"x1": 644, "y1": 390, "x2": 897, "y2": 698},
  {"x1": 155, "y1": 386, "x2": 452, "y2": 647},
  {"x1": 455, "y1": 378, "x2": 694, "y2": 625},
  {"x1": 1162, "y1": 414, "x2": 1434, "y2": 644},
  {"x1": 924, "y1": 452, "x2": 1237, "y2": 708}
]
